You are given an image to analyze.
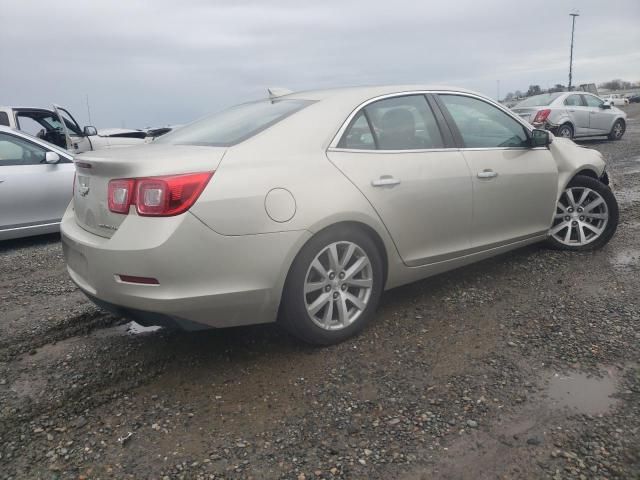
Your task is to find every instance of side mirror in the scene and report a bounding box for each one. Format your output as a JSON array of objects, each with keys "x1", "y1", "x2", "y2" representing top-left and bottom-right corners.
[
  {"x1": 600, "y1": 103, "x2": 611, "y2": 109},
  {"x1": 530, "y1": 129, "x2": 551, "y2": 147},
  {"x1": 84, "y1": 126, "x2": 98, "y2": 136},
  {"x1": 45, "y1": 151, "x2": 60, "y2": 164}
]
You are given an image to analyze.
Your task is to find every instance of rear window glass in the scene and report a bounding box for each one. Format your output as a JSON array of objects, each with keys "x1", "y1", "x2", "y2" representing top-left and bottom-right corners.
[
  {"x1": 157, "y1": 99, "x2": 313, "y2": 147},
  {"x1": 515, "y1": 93, "x2": 563, "y2": 107}
]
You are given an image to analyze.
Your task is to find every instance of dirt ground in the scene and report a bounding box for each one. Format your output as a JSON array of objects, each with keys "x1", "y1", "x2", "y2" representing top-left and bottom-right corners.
[{"x1": 1, "y1": 106, "x2": 639, "y2": 480}]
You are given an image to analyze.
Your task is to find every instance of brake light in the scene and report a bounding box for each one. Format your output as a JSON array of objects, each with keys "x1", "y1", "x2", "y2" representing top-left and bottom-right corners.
[
  {"x1": 108, "y1": 179, "x2": 136, "y2": 213},
  {"x1": 107, "y1": 172, "x2": 213, "y2": 216},
  {"x1": 533, "y1": 109, "x2": 551, "y2": 124}
]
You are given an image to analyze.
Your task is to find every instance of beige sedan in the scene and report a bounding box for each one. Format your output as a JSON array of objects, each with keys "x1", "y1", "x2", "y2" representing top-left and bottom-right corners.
[{"x1": 61, "y1": 85, "x2": 618, "y2": 344}]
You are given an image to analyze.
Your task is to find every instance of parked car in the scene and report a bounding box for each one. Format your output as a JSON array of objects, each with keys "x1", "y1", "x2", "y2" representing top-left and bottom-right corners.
[
  {"x1": 61, "y1": 85, "x2": 618, "y2": 345},
  {"x1": 0, "y1": 126, "x2": 74, "y2": 240},
  {"x1": 511, "y1": 92, "x2": 627, "y2": 140},
  {"x1": 626, "y1": 94, "x2": 640, "y2": 104},
  {"x1": 603, "y1": 94, "x2": 629, "y2": 106},
  {"x1": 0, "y1": 105, "x2": 146, "y2": 154}
]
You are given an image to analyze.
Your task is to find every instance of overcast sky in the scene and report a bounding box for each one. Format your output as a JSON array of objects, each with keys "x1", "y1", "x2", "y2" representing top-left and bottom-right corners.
[{"x1": 1, "y1": 0, "x2": 638, "y2": 129}]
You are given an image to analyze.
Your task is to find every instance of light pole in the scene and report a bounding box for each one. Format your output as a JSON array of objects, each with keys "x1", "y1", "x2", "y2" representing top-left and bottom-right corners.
[{"x1": 568, "y1": 11, "x2": 580, "y2": 91}]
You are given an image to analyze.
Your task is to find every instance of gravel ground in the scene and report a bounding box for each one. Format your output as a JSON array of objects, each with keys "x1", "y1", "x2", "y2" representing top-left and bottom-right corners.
[{"x1": 1, "y1": 105, "x2": 639, "y2": 479}]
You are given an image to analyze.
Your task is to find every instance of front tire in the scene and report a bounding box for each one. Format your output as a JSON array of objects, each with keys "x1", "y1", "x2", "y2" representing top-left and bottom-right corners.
[
  {"x1": 546, "y1": 175, "x2": 618, "y2": 251},
  {"x1": 608, "y1": 119, "x2": 625, "y2": 141},
  {"x1": 279, "y1": 225, "x2": 384, "y2": 345}
]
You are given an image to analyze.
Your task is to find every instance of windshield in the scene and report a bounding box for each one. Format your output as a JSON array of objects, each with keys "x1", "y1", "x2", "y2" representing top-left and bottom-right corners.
[
  {"x1": 515, "y1": 93, "x2": 563, "y2": 108},
  {"x1": 157, "y1": 99, "x2": 313, "y2": 147}
]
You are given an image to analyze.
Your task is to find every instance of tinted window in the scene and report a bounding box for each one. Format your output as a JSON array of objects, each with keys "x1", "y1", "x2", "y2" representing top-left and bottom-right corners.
[
  {"x1": 338, "y1": 111, "x2": 375, "y2": 149},
  {"x1": 583, "y1": 95, "x2": 604, "y2": 108},
  {"x1": 515, "y1": 93, "x2": 563, "y2": 107},
  {"x1": 564, "y1": 95, "x2": 583, "y2": 106},
  {"x1": 363, "y1": 95, "x2": 443, "y2": 150},
  {"x1": 440, "y1": 95, "x2": 528, "y2": 148},
  {"x1": 0, "y1": 112, "x2": 9, "y2": 126},
  {"x1": 0, "y1": 133, "x2": 47, "y2": 165},
  {"x1": 156, "y1": 99, "x2": 312, "y2": 147}
]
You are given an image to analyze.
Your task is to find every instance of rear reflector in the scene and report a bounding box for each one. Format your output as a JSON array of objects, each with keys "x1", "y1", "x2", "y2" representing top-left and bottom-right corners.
[
  {"x1": 117, "y1": 274, "x2": 159, "y2": 285},
  {"x1": 533, "y1": 109, "x2": 551, "y2": 124},
  {"x1": 107, "y1": 172, "x2": 213, "y2": 216}
]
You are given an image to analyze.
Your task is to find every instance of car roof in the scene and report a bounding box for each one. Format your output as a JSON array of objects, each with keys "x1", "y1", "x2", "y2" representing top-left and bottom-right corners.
[{"x1": 283, "y1": 84, "x2": 482, "y2": 103}]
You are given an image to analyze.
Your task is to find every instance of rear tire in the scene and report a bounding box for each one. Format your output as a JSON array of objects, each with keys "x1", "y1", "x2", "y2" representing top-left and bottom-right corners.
[
  {"x1": 545, "y1": 175, "x2": 618, "y2": 251},
  {"x1": 556, "y1": 124, "x2": 574, "y2": 139},
  {"x1": 608, "y1": 119, "x2": 625, "y2": 141},
  {"x1": 279, "y1": 225, "x2": 384, "y2": 345}
]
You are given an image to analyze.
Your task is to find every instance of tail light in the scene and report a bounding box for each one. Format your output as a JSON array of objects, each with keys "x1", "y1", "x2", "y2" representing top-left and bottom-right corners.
[
  {"x1": 107, "y1": 172, "x2": 213, "y2": 216},
  {"x1": 533, "y1": 109, "x2": 551, "y2": 124},
  {"x1": 108, "y1": 179, "x2": 136, "y2": 213}
]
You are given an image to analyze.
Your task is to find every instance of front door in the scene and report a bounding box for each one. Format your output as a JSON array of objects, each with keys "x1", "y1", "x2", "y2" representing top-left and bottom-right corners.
[
  {"x1": 0, "y1": 132, "x2": 73, "y2": 231},
  {"x1": 436, "y1": 93, "x2": 558, "y2": 250},
  {"x1": 327, "y1": 94, "x2": 472, "y2": 267},
  {"x1": 582, "y1": 94, "x2": 615, "y2": 134}
]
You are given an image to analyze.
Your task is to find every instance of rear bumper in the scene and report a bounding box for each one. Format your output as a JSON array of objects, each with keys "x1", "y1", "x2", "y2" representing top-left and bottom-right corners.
[{"x1": 60, "y1": 205, "x2": 310, "y2": 329}]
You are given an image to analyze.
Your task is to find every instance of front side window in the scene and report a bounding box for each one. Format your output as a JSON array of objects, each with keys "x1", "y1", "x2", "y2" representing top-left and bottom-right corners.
[
  {"x1": 564, "y1": 95, "x2": 583, "y2": 107},
  {"x1": 156, "y1": 99, "x2": 313, "y2": 147},
  {"x1": 439, "y1": 95, "x2": 528, "y2": 148},
  {"x1": 583, "y1": 95, "x2": 604, "y2": 108},
  {"x1": 0, "y1": 133, "x2": 47, "y2": 166}
]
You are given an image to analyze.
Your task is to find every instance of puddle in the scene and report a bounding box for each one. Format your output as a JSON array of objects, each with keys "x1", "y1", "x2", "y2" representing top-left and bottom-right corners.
[
  {"x1": 610, "y1": 248, "x2": 640, "y2": 268},
  {"x1": 546, "y1": 368, "x2": 619, "y2": 415}
]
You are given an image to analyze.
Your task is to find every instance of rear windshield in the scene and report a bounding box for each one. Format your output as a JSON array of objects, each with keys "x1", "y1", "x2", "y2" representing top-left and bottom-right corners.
[
  {"x1": 515, "y1": 93, "x2": 563, "y2": 107},
  {"x1": 156, "y1": 99, "x2": 313, "y2": 147}
]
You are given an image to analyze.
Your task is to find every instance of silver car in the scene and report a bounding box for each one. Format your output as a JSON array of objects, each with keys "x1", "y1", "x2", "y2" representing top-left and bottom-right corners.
[
  {"x1": 0, "y1": 126, "x2": 74, "y2": 240},
  {"x1": 61, "y1": 85, "x2": 618, "y2": 345},
  {"x1": 511, "y1": 92, "x2": 627, "y2": 140}
]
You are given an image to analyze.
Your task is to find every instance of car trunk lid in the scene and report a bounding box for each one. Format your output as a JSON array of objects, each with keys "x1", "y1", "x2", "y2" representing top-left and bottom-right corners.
[
  {"x1": 510, "y1": 107, "x2": 541, "y2": 124},
  {"x1": 73, "y1": 144, "x2": 226, "y2": 238}
]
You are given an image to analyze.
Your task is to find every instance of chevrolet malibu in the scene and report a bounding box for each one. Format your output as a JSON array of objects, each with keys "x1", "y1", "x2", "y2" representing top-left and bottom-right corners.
[{"x1": 61, "y1": 85, "x2": 618, "y2": 345}]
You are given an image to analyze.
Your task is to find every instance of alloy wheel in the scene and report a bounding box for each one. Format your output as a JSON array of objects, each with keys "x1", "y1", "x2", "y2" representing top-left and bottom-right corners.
[
  {"x1": 304, "y1": 241, "x2": 373, "y2": 331},
  {"x1": 612, "y1": 121, "x2": 624, "y2": 139},
  {"x1": 558, "y1": 126, "x2": 572, "y2": 138},
  {"x1": 551, "y1": 187, "x2": 609, "y2": 246}
]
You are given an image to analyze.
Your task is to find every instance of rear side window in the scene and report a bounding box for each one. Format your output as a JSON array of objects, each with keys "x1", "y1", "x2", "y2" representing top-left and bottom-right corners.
[
  {"x1": 439, "y1": 94, "x2": 528, "y2": 148},
  {"x1": 339, "y1": 95, "x2": 444, "y2": 150},
  {"x1": 564, "y1": 95, "x2": 583, "y2": 106},
  {"x1": 157, "y1": 99, "x2": 313, "y2": 147},
  {"x1": 338, "y1": 111, "x2": 375, "y2": 149},
  {"x1": 0, "y1": 112, "x2": 9, "y2": 126}
]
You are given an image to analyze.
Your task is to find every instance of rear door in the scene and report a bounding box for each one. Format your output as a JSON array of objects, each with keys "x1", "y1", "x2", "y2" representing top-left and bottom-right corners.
[
  {"x1": 0, "y1": 132, "x2": 73, "y2": 230},
  {"x1": 435, "y1": 93, "x2": 558, "y2": 250},
  {"x1": 327, "y1": 94, "x2": 472, "y2": 267},
  {"x1": 563, "y1": 94, "x2": 590, "y2": 135}
]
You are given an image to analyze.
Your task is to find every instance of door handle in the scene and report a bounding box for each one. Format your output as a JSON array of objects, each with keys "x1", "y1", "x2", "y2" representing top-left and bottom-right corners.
[
  {"x1": 371, "y1": 176, "x2": 401, "y2": 187},
  {"x1": 477, "y1": 170, "x2": 498, "y2": 179}
]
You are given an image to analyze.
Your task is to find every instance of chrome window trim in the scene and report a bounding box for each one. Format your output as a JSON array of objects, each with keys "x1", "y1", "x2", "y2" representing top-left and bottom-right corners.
[{"x1": 329, "y1": 90, "x2": 535, "y2": 152}]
